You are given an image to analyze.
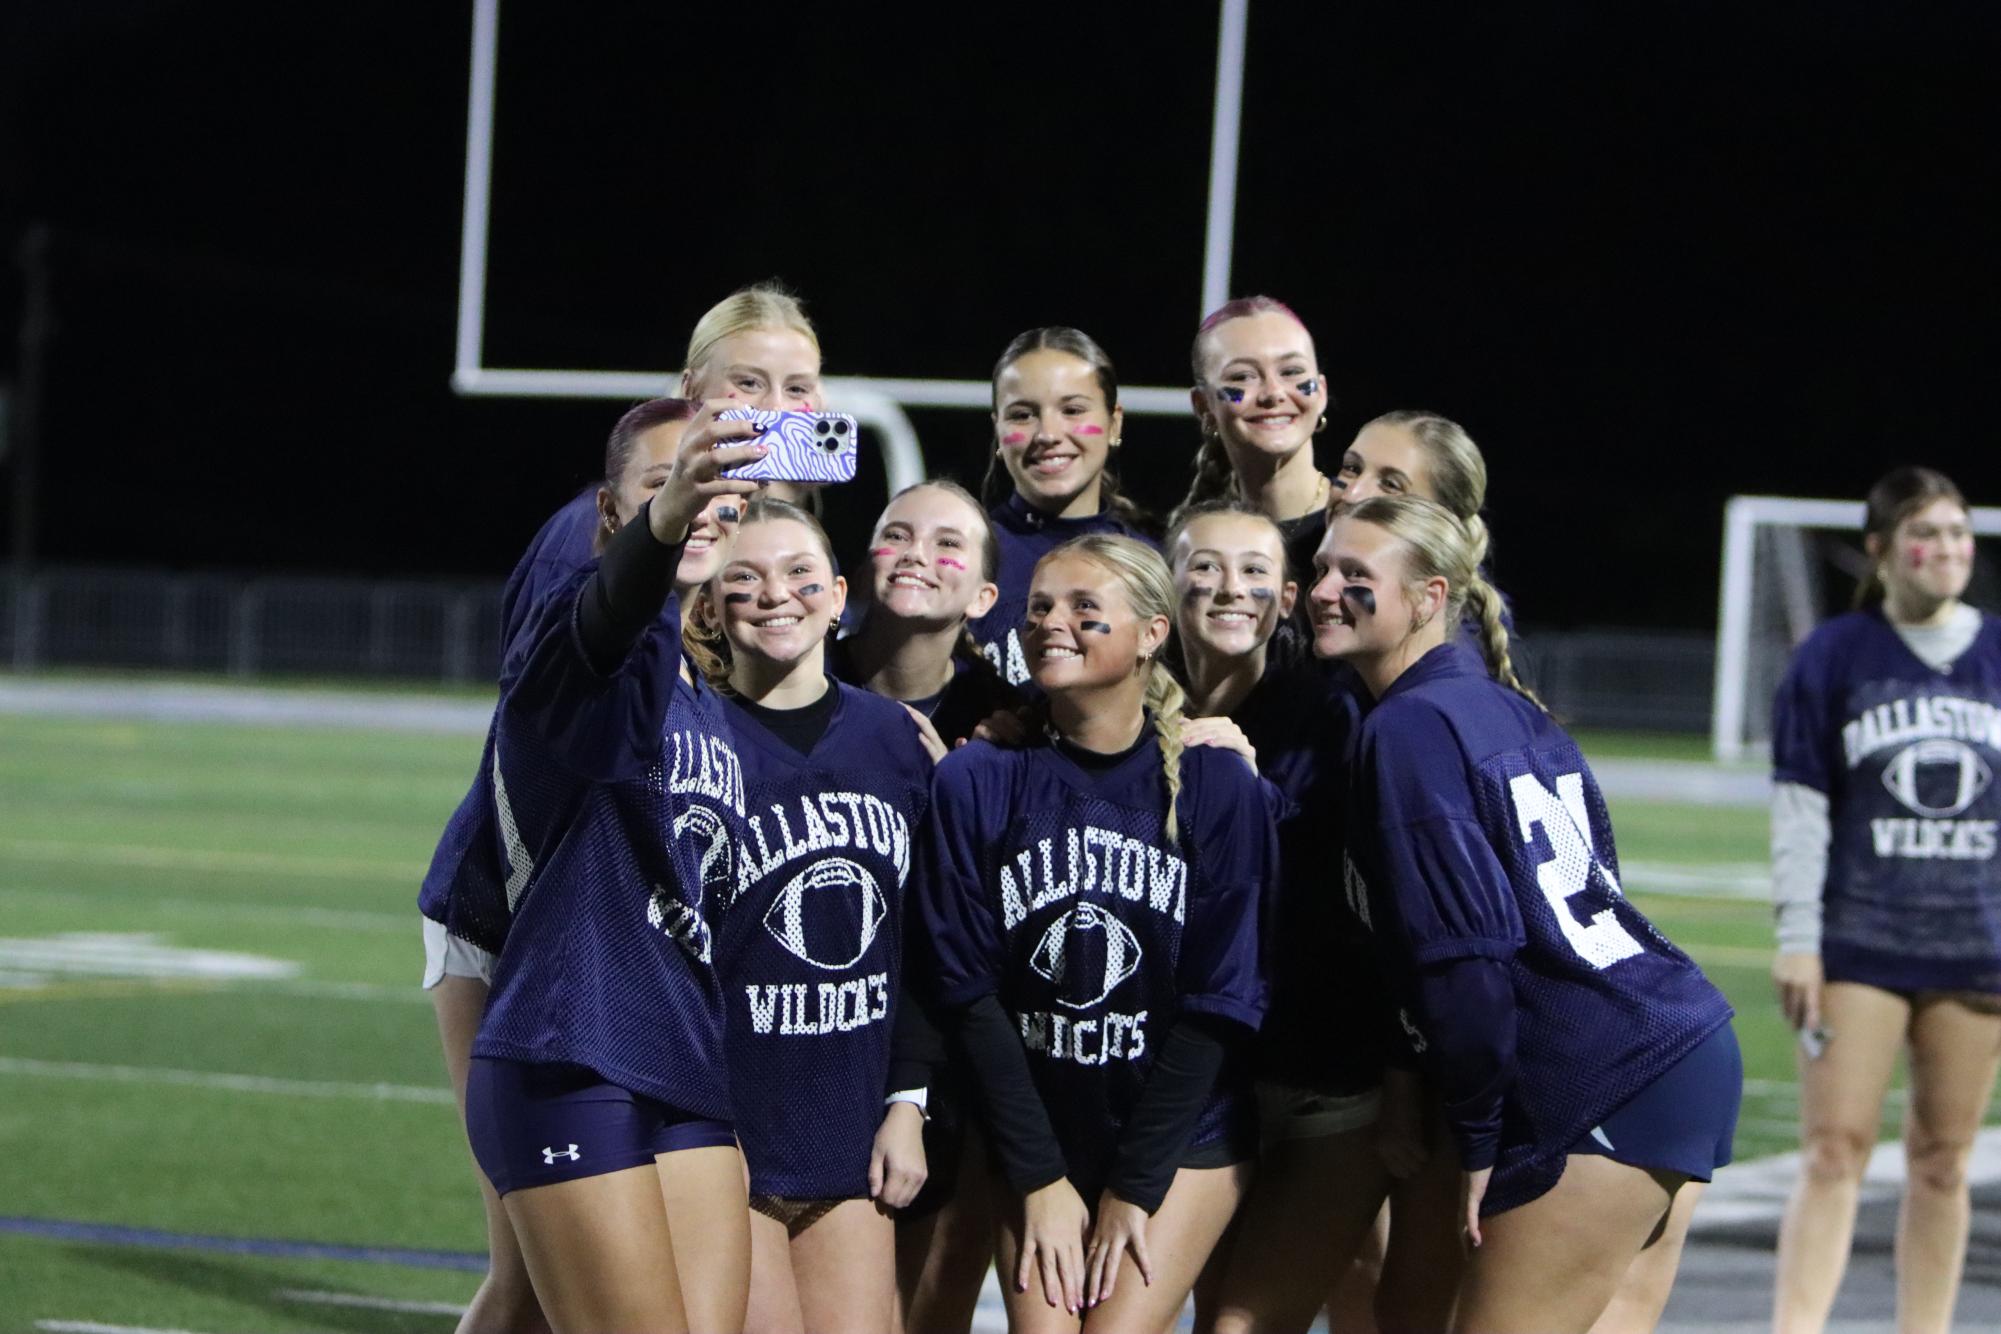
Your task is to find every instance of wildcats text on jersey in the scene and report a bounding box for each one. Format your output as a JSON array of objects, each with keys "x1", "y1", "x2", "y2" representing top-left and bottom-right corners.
[
  {"x1": 999, "y1": 825, "x2": 1189, "y2": 931},
  {"x1": 745, "y1": 972, "x2": 891, "y2": 1036},
  {"x1": 1018, "y1": 1006, "x2": 1149, "y2": 1066}
]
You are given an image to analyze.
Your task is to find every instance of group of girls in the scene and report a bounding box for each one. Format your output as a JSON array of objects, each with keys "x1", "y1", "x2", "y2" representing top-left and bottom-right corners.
[{"x1": 417, "y1": 284, "x2": 1751, "y2": 1334}]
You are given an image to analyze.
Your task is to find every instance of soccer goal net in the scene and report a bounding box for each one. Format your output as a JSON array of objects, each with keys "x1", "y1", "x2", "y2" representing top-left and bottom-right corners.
[{"x1": 1711, "y1": 495, "x2": 2001, "y2": 763}]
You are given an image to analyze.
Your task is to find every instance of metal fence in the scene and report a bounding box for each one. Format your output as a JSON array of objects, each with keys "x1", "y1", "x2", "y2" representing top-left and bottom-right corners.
[{"x1": 1, "y1": 564, "x2": 1717, "y2": 731}]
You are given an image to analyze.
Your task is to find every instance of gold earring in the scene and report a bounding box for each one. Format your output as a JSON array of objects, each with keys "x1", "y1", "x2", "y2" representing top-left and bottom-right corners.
[{"x1": 1314, "y1": 413, "x2": 1329, "y2": 434}]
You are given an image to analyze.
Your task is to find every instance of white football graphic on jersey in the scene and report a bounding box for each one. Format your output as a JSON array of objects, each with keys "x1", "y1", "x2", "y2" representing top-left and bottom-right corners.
[
  {"x1": 763, "y1": 857, "x2": 888, "y2": 971},
  {"x1": 1882, "y1": 738, "x2": 1992, "y2": 818},
  {"x1": 1028, "y1": 902, "x2": 1144, "y2": 1010},
  {"x1": 672, "y1": 804, "x2": 736, "y2": 908}
]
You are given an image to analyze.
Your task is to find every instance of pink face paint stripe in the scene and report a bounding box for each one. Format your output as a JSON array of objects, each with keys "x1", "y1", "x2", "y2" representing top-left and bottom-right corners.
[
  {"x1": 1001, "y1": 431, "x2": 1028, "y2": 445},
  {"x1": 869, "y1": 547, "x2": 895, "y2": 559},
  {"x1": 1074, "y1": 424, "x2": 1105, "y2": 435},
  {"x1": 1909, "y1": 545, "x2": 1927, "y2": 568},
  {"x1": 936, "y1": 556, "x2": 967, "y2": 571}
]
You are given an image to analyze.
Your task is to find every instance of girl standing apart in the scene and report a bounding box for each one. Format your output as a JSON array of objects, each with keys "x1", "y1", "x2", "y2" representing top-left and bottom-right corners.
[{"x1": 1770, "y1": 467, "x2": 2001, "y2": 1334}]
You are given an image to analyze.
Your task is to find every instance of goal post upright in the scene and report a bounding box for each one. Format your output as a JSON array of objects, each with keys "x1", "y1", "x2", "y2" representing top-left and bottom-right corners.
[{"x1": 447, "y1": 0, "x2": 1251, "y2": 499}]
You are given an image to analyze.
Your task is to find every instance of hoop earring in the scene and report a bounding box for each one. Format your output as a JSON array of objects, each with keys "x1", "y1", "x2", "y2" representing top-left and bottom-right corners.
[{"x1": 1314, "y1": 413, "x2": 1329, "y2": 434}]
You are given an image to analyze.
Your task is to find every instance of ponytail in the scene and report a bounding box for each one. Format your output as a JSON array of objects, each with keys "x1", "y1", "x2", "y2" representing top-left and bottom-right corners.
[
  {"x1": 1147, "y1": 666, "x2": 1189, "y2": 845},
  {"x1": 1171, "y1": 433, "x2": 1239, "y2": 527}
]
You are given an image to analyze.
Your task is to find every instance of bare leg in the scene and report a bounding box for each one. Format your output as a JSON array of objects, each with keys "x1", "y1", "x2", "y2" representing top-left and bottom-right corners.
[
  {"x1": 898, "y1": 1127, "x2": 998, "y2": 1334},
  {"x1": 1588, "y1": 1181, "x2": 1705, "y2": 1334},
  {"x1": 1453, "y1": 1156, "x2": 1683, "y2": 1334},
  {"x1": 1894, "y1": 993, "x2": 2001, "y2": 1334},
  {"x1": 1084, "y1": 1164, "x2": 1251, "y2": 1334},
  {"x1": 504, "y1": 1164, "x2": 689, "y2": 1334},
  {"x1": 791, "y1": 1197, "x2": 897, "y2": 1334},
  {"x1": 745, "y1": 1207, "x2": 807, "y2": 1334},
  {"x1": 1773, "y1": 982, "x2": 1908, "y2": 1334},
  {"x1": 1376, "y1": 1140, "x2": 1465, "y2": 1334},
  {"x1": 659, "y1": 1145, "x2": 752, "y2": 1334},
  {"x1": 1202, "y1": 1128, "x2": 1390, "y2": 1333},
  {"x1": 1325, "y1": 1207, "x2": 1386, "y2": 1334},
  {"x1": 432, "y1": 975, "x2": 549, "y2": 1334}
]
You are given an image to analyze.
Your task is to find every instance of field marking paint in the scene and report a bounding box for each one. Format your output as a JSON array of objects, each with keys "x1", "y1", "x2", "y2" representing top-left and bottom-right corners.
[
  {"x1": 37, "y1": 1322, "x2": 214, "y2": 1334},
  {"x1": 0, "y1": 1057, "x2": 454, "y2": 1106},
  {"x1": 0, "y1": 933, "x2": 298, "y2": 981},
  {"x1": 0, "y1": 1214, "x2": 485, "y2": 1272},
  {"x1": 1, "y1": 837, "x2": 420, "y2": 882},
  {"x1": 1691, "y1": 1125, "x2": 2001, "y2": 1232},
  {"x1": 277, "y1": 1288, "x2": 466, "y2": 1316},
  {"x1": 0, "y1": 975, "x2": 425, "y2": 1007},
  {"x1": 1620, "y1": 860, "x2": 1770, "y2": 899}
]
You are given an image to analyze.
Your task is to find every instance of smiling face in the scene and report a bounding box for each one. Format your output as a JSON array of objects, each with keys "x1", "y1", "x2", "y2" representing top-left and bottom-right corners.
[
  {"x1": 868, "y1": 485, "x2": 999, "y2": 629},
  {"x1": 684, "y1": 326, "x2": 824, "y2": 411},
  {"x1": 598, "y1": 419, "x2": 744, "y2": 587},
  {"x1": 1332, "y1": 420, "x2": 1434, "y2": 508},
  {"x1": 713, "y1": 517, "x2": 846, "y2": 669},
  {"x1": 993, "y1": 349, "x2": 1123, "y2": 517},
  {"x1": 1195, "y1": 311, "x2": 1327, "y2": 462},
  {"x1": 1879, "y1": 496, "x2": 1976, "y2": 607},
  {"x1": 1171, "y1": 512, "x2": 1296, "y2": 661},
  {"x1": 1024, "y1": 553, "x2": 1167, "y2": 696},
  {"x1": 1308, "y1": 514, "x2": 1443, "y2": 662}
]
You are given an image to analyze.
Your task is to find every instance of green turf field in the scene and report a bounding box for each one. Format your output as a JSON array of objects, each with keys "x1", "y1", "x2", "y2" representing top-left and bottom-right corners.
[{"x1": 0, "y1": 704, "x2": 1949, "y2": 1330}]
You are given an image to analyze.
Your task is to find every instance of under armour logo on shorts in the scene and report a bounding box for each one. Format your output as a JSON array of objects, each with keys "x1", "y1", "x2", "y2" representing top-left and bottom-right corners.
[{"x1": 542, "y1": 1143, "x2": 580, "y2": 1164}]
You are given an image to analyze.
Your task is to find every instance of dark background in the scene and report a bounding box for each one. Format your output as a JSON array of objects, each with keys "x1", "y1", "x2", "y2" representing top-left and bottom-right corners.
[{"x1": 2, "y1": 1, "x2": 1995, "y2": 630}]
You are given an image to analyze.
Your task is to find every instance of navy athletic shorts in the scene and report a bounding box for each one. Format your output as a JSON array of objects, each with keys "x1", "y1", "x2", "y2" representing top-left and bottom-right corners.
[
  {"x1": 465, "y1": 1057, "x2": 736, "y2": 1197},
  {"x1": 1570, "y1": 1022, "x2": 1741, "y2": 1183}
]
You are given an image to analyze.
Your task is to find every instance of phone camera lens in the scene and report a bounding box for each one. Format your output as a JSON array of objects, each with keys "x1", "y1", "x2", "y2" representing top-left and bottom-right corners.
[{"x1": 834, "y1": 419, "x2": 851, "y2": 435}]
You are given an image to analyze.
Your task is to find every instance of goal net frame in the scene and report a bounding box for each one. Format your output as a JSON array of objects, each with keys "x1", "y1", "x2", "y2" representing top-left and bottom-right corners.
[
  {"x1": 1711, "y1": 495, "x2": 2001, "y2": 763},
  {"x1": 447, "y1": 0, "x2": 1252, "y2": 497}
]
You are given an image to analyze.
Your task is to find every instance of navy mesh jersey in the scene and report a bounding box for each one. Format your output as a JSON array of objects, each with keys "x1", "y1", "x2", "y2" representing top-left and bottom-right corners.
[
  {"x1": 1772, "y1": 609, "x2": 2001, "y2": 991},
  {"x1": 974, "y1": 492, "x2": 1154, "y2": 688},
  {"x1": 1228, "y1": 661, "x2": 1379, "y2": 1092},
  {"x1": 920, "y1": 731, "x2": 1275, "y2": 1195},
  {"x1": 1346, "y1": 644, "x2": 1732, "y2": 1213},
  {"x1": 472, "y1": 564, "x2": 743, "y2": 1119},
  {"x1": 418, "y1": 487, "x2": 600, "y2": 952},
  {"x1": 716, "y1": 684, "x2": 934, "y2": 1198}
]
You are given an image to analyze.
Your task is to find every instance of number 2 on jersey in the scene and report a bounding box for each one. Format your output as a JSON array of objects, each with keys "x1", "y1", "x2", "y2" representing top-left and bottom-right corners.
[{"x1": 1508, "y1": 772, "x2": 1644, "y2": 970}]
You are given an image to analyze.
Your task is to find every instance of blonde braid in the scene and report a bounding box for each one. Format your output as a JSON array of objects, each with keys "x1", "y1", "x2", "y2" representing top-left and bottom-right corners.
[
  {"x1": 1457, "y1": 513, "x2": 1542, "y2": 711},
  {"x1": 1146, "y1": 665, "x2": 1189, "y2": 845},
  {"x1": 1170, "y1": 432, "x2": 1240, "y2": 529}
]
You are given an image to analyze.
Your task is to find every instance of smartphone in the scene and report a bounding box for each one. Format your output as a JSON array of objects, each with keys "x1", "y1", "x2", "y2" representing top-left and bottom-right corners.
[{"x1": 717, "y1": 409, "x2": 859, "y2": 484}]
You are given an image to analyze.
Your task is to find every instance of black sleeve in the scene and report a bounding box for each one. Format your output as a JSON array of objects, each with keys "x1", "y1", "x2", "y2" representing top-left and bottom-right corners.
[
  {"x1": 1105, "y1": 1013, "x2": 1239, "y2": 1214},
  {"x1": 954, "y1": 994, "x2": 1068, "y2": 1194},
  {"x1": 576, "y1": 500, "x2": 684, "y2": 674},
  {"x1": 1410, "y1": 955, "x2": 1516, "y2": 1172},
  {"x1": 887, "y1": 980, "x2": 947, "y2": 1094}
]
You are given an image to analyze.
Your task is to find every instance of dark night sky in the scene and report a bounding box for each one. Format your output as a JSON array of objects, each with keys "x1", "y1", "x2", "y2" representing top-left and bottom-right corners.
[{"x1": 2, "y1": 2, "x2": 1996, "y2": 630}]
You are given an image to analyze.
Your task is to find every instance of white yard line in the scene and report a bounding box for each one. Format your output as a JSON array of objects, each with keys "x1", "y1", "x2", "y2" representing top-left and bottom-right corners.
[
  {"x1": 0, "y1": 678, "x2": 492, "y2": 734},
  {"x1": 0, "y1": 1056, "x2": 452, "y2": 1106},
  {"x1": 275, "y1": 1288, "x2": 465, "y2": 1316},
  {"x1": 37, "y1": 1323, "x2": 214, "y2": 1334}
]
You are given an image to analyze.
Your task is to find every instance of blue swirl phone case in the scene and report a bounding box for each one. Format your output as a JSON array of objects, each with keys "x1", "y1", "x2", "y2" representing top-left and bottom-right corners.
[{"x1": 717, "y1": 409, "x2": 859, "y2": 484}]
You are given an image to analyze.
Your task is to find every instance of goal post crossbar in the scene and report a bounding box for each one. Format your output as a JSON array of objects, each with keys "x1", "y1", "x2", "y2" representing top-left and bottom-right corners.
[{"x1": 1711, "y1": 495, "x2": 2001, "y2": 763}]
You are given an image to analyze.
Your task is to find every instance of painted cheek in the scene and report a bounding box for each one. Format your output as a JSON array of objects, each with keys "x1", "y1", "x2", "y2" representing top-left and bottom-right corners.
[
  {"x1": 1217, "y1": 386, "x2": 1246, "y2": 404},
  {"x1": 1297, "y1": 378, "x2": 1320, "y2": 397},
  {"x1": 1180, "y1": 583, "x2": 1216, "y2": 603},
  {"x1": 1074, "y1": 424, "x2": 1105, "y2": 436},
  {"x1": 716, "y1": 506, "x2": 740, "y2": 523},
  {"x1": 1079, "y1": 620, "x2": 1114, "y2": 635},
  {"x1": 797, "y1": 584, "x2": 826, "y2": 598},
  {"x1": 723, "y1": 592, "x2": 754, "y2": 605},
  {"x1": 1341, "y1": 586, "x2": 1376, "y2": 616},
  {"x1": 1909, "y1": 545, "x2": 1928, "y2": 569},
  {"x1": 1246, "y1": 587, "x2": 1275, "y2": 603},
  {"x1": 1001, "y1": 431, "x2": 1028, "y2": 446},
  {"x1": 868, "y1": 547, "x2": 895, "y2": 560},
  {"x1": 937, "y1": 557, "x2": 967, "y2": 571}
]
